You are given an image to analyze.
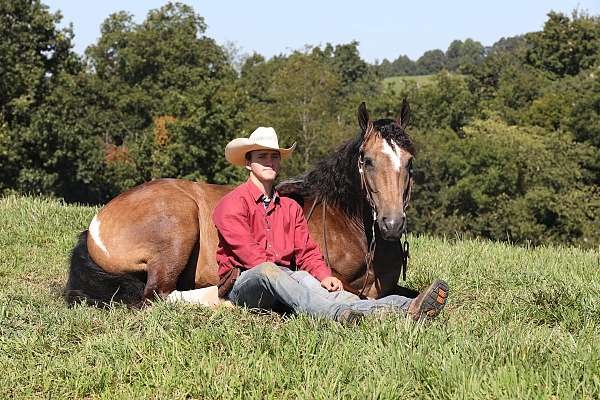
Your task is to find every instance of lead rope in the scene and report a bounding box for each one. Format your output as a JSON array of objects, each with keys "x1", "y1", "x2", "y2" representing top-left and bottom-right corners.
[
  {"x1": 305, "y1": 195, "x2": 332, "y2": 268},
  {"x1": 357, "y1": 207, "x2": 377, "y2": 298},
  {"x1": 399, "y1": 169, "x2": 412, "y2": 281},
  {"x1": 321, "y1": 199, "x2": 333, "y2": 269},
  {"x1": 306, "y1": 195, "x2": 369, "y2": 299},
  {"x1": 357, "y1": 131, "x2": 379, "y2": 299}
]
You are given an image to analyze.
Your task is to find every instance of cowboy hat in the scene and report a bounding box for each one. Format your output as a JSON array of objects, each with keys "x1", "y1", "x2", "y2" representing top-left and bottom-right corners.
[{"x1": 225, "y1": 127, "x2": 296, "y2": 166}]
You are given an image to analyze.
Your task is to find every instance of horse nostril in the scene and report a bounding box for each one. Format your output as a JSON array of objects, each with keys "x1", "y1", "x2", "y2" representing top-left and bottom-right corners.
[{"x1": 381, "y1": 217, "x2": 395, "y2": 231}]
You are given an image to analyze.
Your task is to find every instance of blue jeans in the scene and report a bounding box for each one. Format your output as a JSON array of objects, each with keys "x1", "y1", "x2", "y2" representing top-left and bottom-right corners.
[{"x1": 227, "y1": 262, "x2": 412, "y2": 321}]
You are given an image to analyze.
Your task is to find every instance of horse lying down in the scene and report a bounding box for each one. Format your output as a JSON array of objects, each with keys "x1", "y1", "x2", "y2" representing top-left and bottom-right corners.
[{"x1": 66, "y1": 101, "x2": 417, "y2": 308}]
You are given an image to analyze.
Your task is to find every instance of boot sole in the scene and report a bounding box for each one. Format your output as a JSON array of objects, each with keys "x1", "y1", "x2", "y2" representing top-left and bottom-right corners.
[{"x1": 409, "y1": 280, "x2": 449, "y2": 321}]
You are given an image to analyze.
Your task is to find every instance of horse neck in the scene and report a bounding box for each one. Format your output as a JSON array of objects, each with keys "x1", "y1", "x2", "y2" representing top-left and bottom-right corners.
[{"x1": 304, "y1": 136, "x2": 364, "y2": 218}]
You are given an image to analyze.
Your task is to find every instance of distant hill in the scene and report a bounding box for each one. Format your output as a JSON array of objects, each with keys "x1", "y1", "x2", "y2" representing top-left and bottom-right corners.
[{"x1": 382, "y1": 75, "x2": 436, "y2": 91}]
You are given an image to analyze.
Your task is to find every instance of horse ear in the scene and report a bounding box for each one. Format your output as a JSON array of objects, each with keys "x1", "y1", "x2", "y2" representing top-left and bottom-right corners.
[
  {"x1": 396, "y1": 98, "x2": 410, "y2": 129},
  {"x1": 357, "y1": 102, "x2": 369, "y2": 133}
]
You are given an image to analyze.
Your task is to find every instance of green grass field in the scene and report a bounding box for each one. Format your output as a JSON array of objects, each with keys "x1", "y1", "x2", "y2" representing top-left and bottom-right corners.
[
  {"x1": 382, "y1": 75, "x2": 436, "y2": 92},
  {"x1": 1, "y1": 195, "x2": 599, "y2": 399}
]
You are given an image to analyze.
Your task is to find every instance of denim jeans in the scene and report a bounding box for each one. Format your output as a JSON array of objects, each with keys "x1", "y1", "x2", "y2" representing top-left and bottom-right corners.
[{"x1": 227, "y1": 262, "x2": 413, "y2": 321}]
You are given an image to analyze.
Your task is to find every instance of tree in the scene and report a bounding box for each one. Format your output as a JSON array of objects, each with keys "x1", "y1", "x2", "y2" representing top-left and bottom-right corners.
[
  {"x1": 330, "y1": 41, "x2": 370, "y2": 88},
  {"x1": 526, "y1": 11, "x2": 600, "y2": 77},
  {"x1": 490, "y1": 63, "x2": 551, "y2": 124},
  {"x1": 258, "y1": 53, "x2": 343, "y2": 176},
  {"x1": 390, "y1": 55, "x2": 417, "y2": 75},
  {"x1": 385, "y1": 71, "x2": 480, "y2": 132},
  {"x1": 445, "y1": 39, "x2": 485, "y2": 72},
  {"x1": 410, "y1": 119, "x2": 600, "y2": 247},
  {"x1": 415, "y1": 50, "x2": 446, "y2": 74},
  {"x1": 375, "y1": 55, "x2": 417, "y2": 78},
  {"x1": 0, "y1": 0, "x2": 81, "y2": 195},
  {"x1": 0, "y1": 0, "x2": 79, "y2": 124},
  {"x1": 2, "y1": 2, "x2": 247, "y2": 202},
  {"x1": 80, "y1": 3, "x2": 245, "y2": 198},
  {"x1": 488, "y1": 35, "x2": 527, "y2": 56}
]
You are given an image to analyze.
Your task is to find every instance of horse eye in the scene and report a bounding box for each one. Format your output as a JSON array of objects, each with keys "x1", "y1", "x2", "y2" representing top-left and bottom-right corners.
[{"x1": 364, "y1": 158, "x2": 374, "y2": 168}]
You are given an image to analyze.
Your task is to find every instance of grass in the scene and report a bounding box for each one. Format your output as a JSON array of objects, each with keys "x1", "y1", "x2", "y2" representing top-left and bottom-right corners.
[
  {"x1": 382, "y1": 75, "x2": 436, "y2": 92},
  {"x1": 1, "y1": 194, "x2": 600, "y2": 399}
]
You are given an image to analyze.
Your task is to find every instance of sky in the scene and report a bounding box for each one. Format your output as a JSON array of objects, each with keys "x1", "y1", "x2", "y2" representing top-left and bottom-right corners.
[{"x1": 45, "y1": 1, "x2": 600, "y2": 63}]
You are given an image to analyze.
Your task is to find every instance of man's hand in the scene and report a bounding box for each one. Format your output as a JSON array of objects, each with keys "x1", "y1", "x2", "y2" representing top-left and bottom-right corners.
[{"x1": 321, "y1": 276, "x2": 343, "y2": 292}]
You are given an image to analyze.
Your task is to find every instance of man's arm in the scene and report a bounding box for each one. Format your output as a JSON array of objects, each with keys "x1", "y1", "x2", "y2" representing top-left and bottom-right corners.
[{"x1": 213, "y1": 197, "x2": 265, "y2": 269}]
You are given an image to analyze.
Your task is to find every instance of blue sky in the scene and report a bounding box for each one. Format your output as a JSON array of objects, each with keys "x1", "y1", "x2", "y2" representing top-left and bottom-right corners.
[{"x1": 45, "y1": 1, "x2": 600, "y2": 63}]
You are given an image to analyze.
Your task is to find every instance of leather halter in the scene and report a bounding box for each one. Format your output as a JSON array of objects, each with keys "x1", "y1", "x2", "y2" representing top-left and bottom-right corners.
[{"x1": 306, "y1": 128, "x2": 413, "y2": 299}]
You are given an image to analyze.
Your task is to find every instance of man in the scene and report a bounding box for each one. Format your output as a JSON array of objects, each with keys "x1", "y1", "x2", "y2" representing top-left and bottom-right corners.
[{"x1": 213, "y1": 127, "x2": 448, "y2": 324}]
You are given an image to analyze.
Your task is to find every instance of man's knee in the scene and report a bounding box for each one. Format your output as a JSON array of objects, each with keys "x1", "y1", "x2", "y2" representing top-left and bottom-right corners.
[{"x1": 250, "y1": 262, "x2": 284, "y2": 280}]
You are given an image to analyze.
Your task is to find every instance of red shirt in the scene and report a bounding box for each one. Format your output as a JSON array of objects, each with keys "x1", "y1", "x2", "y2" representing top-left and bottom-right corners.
[{"x1": 213, "y1": 179, "x2": 332, "y2": 282}]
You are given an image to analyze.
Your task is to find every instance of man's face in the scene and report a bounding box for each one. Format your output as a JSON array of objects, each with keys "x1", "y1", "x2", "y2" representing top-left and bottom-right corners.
[{"x1": 246, "y1": 150, "x2": 281, "y2": 182}]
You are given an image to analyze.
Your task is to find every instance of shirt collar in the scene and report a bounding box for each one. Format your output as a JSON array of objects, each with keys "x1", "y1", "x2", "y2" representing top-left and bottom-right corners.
[{"x1": 245, "y1": 179, "x2": 279, "y2": 204}]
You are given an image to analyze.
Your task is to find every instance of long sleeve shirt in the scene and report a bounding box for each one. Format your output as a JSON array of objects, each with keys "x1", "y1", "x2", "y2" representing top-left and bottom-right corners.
[{"x1": 213, "y1": 179, "x2": 332, "y2": 282}]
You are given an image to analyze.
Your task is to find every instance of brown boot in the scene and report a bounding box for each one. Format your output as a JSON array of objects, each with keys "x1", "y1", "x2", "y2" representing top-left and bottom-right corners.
[{"x1": 407, "y1": 280, "x2": 449, "y2": 321}]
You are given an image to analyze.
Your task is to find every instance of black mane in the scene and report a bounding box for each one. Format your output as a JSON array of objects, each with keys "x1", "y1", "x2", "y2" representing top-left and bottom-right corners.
[{"x1": 277, "y1": 119, "x2": 414, "y2": 218}]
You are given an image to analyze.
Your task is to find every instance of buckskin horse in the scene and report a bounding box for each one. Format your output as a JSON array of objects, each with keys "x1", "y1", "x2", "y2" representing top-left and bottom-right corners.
[{"x1": 66, "y1": 100, "x2": 416, "y2": 307}]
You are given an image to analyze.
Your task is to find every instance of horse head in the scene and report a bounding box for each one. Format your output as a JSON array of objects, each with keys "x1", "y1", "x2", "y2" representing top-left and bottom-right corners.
[{"x1": 357, "y1": 100, "x2": 414, "y2": 241}]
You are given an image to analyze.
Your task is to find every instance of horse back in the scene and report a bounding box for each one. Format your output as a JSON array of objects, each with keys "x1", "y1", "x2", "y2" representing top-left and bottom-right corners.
[{"x1": 87, "y1": 179, "x2": 233, "y2": 288}]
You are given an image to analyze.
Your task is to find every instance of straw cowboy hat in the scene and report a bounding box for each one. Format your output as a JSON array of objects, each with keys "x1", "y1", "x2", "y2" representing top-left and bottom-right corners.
[{"x1": 225, "y1": 127, "x2": 296, "y2": 166}]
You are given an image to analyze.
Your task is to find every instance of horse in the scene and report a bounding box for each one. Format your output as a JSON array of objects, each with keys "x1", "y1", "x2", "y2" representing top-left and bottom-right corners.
[{"x1": 65, "y1": 100, "x2": 416, "y2": 307}]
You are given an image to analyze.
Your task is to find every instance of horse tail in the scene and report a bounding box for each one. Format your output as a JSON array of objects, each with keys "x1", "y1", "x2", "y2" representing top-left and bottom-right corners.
[{"x1": 65, "y1": 231, "x2": 145, "y2": 307}]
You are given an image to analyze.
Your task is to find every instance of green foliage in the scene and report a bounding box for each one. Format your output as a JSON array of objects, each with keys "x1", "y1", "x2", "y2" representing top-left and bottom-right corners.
[
  {"x1": 239, "y1": 43, "x2": 380, "y2": 179},
  {"x1": 415, "y1": 49, "x2": 446, "y2": 74},
  {"x1": 375, "y1": 54, "x2": 417, "y2": 78},
  {"x1": 243, "y1": 52, "x2": 345, "y2": 177},
  {"x1": 1, "y1": 2, "x2": 247, "y2": 202},
  {"x1": 1, "y1": 3, "x2": 599, "y2": 248},
  {"x1": 0, "y1": 0, "x2": 79, "y2": 124},
  {"x1": 0, "y1": 0, "x2": 81, "y2": 196},
  {"x1": 382, "y1": 72, "x2": 479, "y2": 132},
  {"x1": 564, "y1": 70, "x2": 600, "y2": 148},
  {"x1": 445, "y1": 39, "x2": 486, "y2": 72},
  {"x1": 490, "y1": 63, "x2": 551, "y2": 124},
  {"x1": 82, "y1": 3, "x2": 244, "y2": 191},
  {"x1": 410, "y1": 119, "x2": 600, "y2": 247},
  {"x1": 526, "y1": 11, "x2": 600, "y2": 77}
]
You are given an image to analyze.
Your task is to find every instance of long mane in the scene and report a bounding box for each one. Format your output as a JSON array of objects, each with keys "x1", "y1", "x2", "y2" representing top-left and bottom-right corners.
[{"x1": 277, "y1": 118, "x2": 414, "y2": 219}]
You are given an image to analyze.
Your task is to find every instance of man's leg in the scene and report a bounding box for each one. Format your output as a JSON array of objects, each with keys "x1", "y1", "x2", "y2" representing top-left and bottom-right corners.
[
  {"x1": 227, "y1": 263, "x2": 355, "y2": 322},
  {"x1": 290, "y1": 270, "x2": 412, "y2": 315},
  {"x1": 289, "y1": 270, "x2": 448, "y2": 319}
]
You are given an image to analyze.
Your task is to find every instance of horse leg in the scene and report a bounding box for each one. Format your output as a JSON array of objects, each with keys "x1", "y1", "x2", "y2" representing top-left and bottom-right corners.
[
  {"x1": 143, "y1": 236, "x2": 199, "y2": 302},
  {"x1": 392, "y1": 284, "x2": 419, "y2": 299}
]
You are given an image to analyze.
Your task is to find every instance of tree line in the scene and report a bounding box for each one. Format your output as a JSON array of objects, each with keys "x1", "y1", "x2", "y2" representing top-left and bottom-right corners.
[{"x1": 1, "y1": 1, "x2": 599, "y2": 248}]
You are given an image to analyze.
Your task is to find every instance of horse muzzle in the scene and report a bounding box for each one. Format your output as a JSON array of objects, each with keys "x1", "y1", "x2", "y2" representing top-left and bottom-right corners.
[{"x1": 378, "y1": 214, "x2": 406, "y2": 241}]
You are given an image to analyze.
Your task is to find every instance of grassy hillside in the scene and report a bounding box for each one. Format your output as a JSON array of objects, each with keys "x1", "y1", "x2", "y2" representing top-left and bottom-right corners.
[
  {"x1": 1, "y1": 195, "x2": 599, "y2": 399},
  {"x1": 382, "y1": 74, "x2": 436, "y2": 91}
]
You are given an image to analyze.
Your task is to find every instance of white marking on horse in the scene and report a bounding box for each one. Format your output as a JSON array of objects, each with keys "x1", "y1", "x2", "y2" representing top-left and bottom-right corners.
[
  {"x1": 89, "y1": 215, "x2": 109, "y2": 255},
  {"x1": 381, "y1": 140, "x2": 402, "y2": 171}
]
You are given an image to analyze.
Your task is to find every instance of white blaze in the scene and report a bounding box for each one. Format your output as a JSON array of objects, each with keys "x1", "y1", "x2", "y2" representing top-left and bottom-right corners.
[
  {"x1": 381, "y1": 140, "x2": 402, "y2": 171},
  {"x1": 89, "y1": 215, "x2": 109, "y2": 255}
]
